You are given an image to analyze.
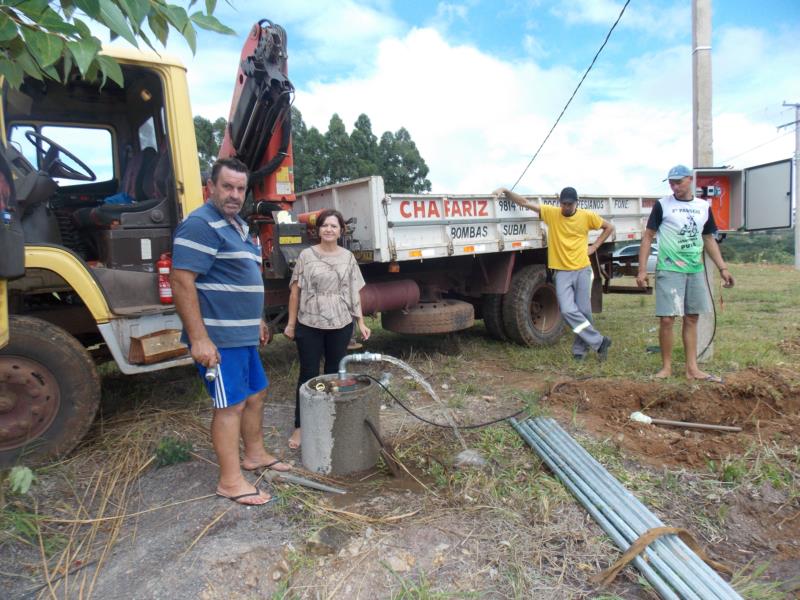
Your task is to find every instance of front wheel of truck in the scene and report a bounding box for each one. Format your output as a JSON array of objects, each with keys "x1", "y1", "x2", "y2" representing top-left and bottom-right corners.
[
  {"x1": 0, "y1": 315, "x2": 101, "y2": 467},
  {"x1": 502, "y1": 265, "x2": 564, "y2": 346}
]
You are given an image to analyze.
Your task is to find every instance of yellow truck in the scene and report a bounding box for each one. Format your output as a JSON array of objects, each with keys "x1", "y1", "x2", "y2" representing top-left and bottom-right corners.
[{"x1": 0, "y1": 46, "x2": 204, "y2": 466}]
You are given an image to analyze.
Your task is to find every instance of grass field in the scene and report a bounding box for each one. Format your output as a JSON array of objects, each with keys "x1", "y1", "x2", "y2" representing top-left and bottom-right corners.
[{"x1": 1, "y1": 263, "x2": 799, "y2": 599}]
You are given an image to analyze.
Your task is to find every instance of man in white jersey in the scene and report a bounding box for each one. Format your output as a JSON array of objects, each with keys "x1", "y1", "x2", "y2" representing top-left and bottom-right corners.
[{"x1": 636, "y1": 165, "x2": 734, "y2": 382}]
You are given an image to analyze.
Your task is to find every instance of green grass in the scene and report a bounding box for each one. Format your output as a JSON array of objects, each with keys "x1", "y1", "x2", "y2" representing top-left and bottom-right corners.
[
  {"x1": 384, "y1": 563, "x2": 478, "y2": 599},
  {"x1": 731, "y1": 562, "x2": 800, "y2": 600}
]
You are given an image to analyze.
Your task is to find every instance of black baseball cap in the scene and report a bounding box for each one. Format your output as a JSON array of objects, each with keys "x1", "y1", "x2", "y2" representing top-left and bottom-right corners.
[{"x1": 559, "y1": 187, "x2": 578, "y2": 203}]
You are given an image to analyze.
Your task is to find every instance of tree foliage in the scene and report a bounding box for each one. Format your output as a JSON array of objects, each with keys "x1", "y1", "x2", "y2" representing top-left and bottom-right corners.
[
  {"x1": 195, "y1": 108, "x2": 432, "y2": 193},
  {"x1": 0, "y1": 0, "x2": 234, "y2": 90},
  {"x1": 291, "y1": 107, "x2": 431, "y2": 193},
  {"x1": 193, "y1": 114, "x2": 226, "y2": 174},
  {"x1": 720, "y1": 230, "x2": 795, "y2": 264}
]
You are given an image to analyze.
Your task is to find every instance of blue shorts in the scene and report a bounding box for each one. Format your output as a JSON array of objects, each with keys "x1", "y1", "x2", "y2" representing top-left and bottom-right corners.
[{"x1": 196, "y1": 346, "x2": 268, "y2": 409}]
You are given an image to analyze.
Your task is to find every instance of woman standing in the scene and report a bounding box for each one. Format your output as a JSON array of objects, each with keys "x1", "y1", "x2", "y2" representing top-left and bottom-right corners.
[{"x1": 283, "y1": 209, "x2": 371, "y2": 449}]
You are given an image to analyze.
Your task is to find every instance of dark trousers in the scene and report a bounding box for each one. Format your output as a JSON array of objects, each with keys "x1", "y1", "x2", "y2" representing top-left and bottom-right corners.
[{"x1": 294, "y1": 321, "x2": 353, "y2": 427}]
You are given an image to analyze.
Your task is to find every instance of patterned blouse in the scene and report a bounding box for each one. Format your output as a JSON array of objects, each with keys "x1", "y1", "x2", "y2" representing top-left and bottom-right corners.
[{"x1": 291, "y1": 246, "x2": 365, "y2": 330}]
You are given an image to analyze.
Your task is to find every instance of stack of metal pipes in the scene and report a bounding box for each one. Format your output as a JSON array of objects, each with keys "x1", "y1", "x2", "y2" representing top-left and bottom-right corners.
[{"x1": 510, "y1": 417, "x2": 742, "y2": 600}]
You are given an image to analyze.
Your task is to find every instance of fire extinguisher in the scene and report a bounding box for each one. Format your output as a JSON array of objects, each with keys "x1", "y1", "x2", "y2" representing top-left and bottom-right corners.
[{"x1": 157, "y1": 253, "x2": 173, "y2": 304}]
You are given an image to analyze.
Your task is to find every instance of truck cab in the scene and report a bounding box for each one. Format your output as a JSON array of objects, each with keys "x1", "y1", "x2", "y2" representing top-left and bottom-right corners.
[{"x1": 0, "y1": 48, "x2": 203, "y2": 466}]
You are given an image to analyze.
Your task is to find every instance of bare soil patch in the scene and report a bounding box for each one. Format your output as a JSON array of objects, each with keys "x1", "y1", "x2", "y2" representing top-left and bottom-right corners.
[{"x1": 542, "y1": 367, "x2": 800, "y2": 470}]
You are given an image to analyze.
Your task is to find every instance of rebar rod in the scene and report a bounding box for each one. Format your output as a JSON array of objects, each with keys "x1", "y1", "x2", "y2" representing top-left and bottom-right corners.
[
  {"x1": 511, "y1": 418, "x2": 681, "y2": 600},
  {"x1": 533, "y1": 419, "x2": 735, "y2": 600},
  {"x1": 537, "y1": 418, "x2": 740, "y2": 600}
]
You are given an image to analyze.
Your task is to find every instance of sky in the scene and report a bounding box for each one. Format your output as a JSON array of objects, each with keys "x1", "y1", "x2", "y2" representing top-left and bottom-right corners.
[{"x1": 120, "y1": 0, "x2": 799, "y2": 196}]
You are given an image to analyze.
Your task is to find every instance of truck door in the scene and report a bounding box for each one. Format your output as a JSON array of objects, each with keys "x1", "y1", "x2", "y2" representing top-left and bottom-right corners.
[
  {"x1": 744, "y1": 159, "x2": 793, "y2": 231},
  {"x1": 0, "y1": 149, "x2": 24, "y2": 348}
]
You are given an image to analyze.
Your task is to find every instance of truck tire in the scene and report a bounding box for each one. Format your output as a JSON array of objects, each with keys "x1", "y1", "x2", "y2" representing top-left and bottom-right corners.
[
  {"x1": 482, "y1": 294, "x2": 509, "y2": 341},
  {"x1": 381, "y1": 300, "x2": 474, "y2": 334},
  {"x1": 0, "y1": 315, "x2": 101, "y2": 467},
  {"x1": 502, "y1": 265, "x2": 564, "y2": 346}
]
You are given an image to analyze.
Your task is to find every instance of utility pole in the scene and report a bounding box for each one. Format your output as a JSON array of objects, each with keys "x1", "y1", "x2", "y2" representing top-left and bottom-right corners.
[
  {"x1": 779, "y1": 102, "x2": 800, "y2": 270},
  {"x1": 692, "y1": 0, "x2": 715, "y2": 361}
]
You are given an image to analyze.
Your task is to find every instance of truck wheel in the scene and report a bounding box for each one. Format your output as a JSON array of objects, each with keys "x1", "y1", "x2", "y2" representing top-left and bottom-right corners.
[
  {"x1": 0, "y1": 315, "x2": 101, "y2": 467},
  {"x1": 482, "y1": 294, "x2": 509, "y2": 341},
  {"x1": 502, "y1": 265, "x2": 564, "y2": 346},
  {"x1": 381, "y1": 300, "x2": 474, "y2": 334}
]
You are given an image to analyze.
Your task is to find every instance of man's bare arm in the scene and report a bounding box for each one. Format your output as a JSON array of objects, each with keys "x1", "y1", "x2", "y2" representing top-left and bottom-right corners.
[
  {"x1": 171, "y1": 268, "x2": 219, "y2": 366},
  {"x1": 702, "y1": 235, "x2": 735, "y2": 288},
  {"x1": 589, "y1": 219, "x2": 615, "y2": 255},
  {"x1": 636, "y1": 228, "x2": 657, "y2": 287},
  {"x1": 493, "y1": 187, "x2": 541, "y2": 214}
]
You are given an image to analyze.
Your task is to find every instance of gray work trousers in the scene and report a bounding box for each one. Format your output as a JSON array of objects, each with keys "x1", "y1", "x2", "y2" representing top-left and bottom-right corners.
[{"x1": 554, "y1": 267, "x2": 604, "y2": 356}]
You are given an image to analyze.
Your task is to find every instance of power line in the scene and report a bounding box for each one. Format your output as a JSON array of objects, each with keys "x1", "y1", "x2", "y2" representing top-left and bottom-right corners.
[
  {"x1": 510, "y1": 0, "x2": 631, "y2": 191},
  {"x1": 719, "y1": 129, "x2": 793, "y2": 164}
]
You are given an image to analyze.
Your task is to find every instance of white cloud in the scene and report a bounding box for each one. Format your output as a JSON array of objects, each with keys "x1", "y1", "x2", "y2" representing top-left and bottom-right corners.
[
  {"x1": 292, "y1": 20, "x2": 796, "y2": 197},
  {"x1": 551, "y1": 0, "x2": 690, "y2": 41}
]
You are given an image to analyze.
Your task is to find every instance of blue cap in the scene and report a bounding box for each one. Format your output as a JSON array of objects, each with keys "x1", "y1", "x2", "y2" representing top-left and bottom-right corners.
[{"x1": 664, "y1": 164, "x2": 692, "y2": 181}]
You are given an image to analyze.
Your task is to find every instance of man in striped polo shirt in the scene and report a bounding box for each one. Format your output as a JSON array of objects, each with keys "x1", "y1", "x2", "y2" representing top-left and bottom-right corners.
[{"x1": 171, "y1": 158, "x2": 289, "y2": 506}]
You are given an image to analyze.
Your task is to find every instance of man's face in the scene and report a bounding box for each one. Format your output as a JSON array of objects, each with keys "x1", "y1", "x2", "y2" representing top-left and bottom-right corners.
[
  {"x1": 208, "y1": 166, "x2": 248, "y2": 218},
  {"x1": 560, "y1": 201, "x2": 577, "y2": 217},
  {"x1": 668, "y1": 176, "x2": 692, "y2": 199}
]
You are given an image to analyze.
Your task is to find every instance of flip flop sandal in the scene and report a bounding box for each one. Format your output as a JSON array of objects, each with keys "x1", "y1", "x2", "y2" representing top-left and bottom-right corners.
[{"x1": 215, "y1": 489, "x2": 274, "y2": 506}]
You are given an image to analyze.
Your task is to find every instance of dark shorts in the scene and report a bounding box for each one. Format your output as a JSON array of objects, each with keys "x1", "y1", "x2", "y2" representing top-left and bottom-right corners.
[
  {"x1": 655, "y1": 270, "x2": 710, "y2": 316},
  {"x1": 197, "y1": 346, "x2": 268, "y2": 409}
]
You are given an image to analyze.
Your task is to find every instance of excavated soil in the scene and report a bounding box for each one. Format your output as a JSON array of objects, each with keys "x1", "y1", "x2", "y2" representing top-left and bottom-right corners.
[
  {"x1": 542, "y1": 366, "x2": 799, "y2": 469},
  {"x1": 535, "y1": 366, "x2": 800, "y2": 565}
]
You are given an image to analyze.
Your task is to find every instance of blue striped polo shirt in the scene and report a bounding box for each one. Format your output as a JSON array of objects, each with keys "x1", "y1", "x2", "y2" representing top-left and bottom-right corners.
[{"x1": 172, "y1": 202, "x2": 264, "y2": 348}]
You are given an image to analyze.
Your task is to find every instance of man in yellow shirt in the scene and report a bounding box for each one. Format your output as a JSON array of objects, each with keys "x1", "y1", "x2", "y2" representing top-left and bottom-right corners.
[{"x1": 493, "y1": 186, "x2": 615, "y2": 360}]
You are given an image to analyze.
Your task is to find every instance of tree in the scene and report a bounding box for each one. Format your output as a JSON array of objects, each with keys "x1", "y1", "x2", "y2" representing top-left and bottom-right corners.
[
  {"x1": 350, "y1": 114, "x2": 379, "y2": 179},
  {"x1": 0, "y1": 1, "x2": 234, "y2": 90},
  {"x1": 212, "y1": 109, "x2": 432, "y2": 193},
  {"x1": 378, "y1": 127, "x2": 431, "y2": 193},
  {"x1": 194, "y1": 115, "x2": 226, "y2": 173},
  {"x1": 324, "y1": 113, "x2": 358, "y2": 184},
  {"x1": 291, "y1": 106, "x2": 325, "y2": 192}
]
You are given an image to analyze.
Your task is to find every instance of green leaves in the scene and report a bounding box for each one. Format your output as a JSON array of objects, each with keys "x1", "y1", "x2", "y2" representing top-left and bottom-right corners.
[
  {"x1": 0, "y1": 1, "x2": 233, "y2": 90},
  {"x1": 23, "y1": 26, "x2": 64, "y2": 68},
  {"x1": 191, "y1": 12, "x2": 236, "y2": 35},
  {"x1": 8, "y1": 466, "x2": 35, "y2": 495},
  {"x1": 98, "y1": 1, "x2": 137, "y2": 46},
  {"x1": 66, "y1": 37, "x2": 101, "y2": 77},
  {"x1": 0, "y1": 12, "x2": 19, "y2": 42},
  {"x1": 95, "y1": 54, "x2": 125, "y2": 87}
]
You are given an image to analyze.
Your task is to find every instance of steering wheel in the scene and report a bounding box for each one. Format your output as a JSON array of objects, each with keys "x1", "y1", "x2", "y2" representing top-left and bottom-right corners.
[{"x1": 24, "y1": 130, "x2": 97, "y2": 182}]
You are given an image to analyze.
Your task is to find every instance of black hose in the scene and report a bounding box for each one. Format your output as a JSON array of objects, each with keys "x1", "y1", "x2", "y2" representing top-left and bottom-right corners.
[
  {"x1": 362, "y1": 374, "x2": 528, "y2": 430},
  {"x1": 697, "y1": 266, "x2": 718, "y2": 359}
]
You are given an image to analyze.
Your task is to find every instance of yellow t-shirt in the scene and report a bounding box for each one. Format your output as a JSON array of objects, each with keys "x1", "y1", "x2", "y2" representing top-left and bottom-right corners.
[{"x1": 539, "y1": 204, "x2": 604, "y2": 270}]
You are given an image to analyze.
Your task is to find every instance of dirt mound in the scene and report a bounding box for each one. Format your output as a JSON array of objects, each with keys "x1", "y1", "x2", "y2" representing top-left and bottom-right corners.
[{"x1": 543, "y1": 367, "x2": 800, "y2": 468}]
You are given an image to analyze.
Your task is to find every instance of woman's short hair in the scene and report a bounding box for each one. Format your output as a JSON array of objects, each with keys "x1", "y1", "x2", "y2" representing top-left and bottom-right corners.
[{"x1": 316, "y1": 208, "x2": 346, "y2": 234}]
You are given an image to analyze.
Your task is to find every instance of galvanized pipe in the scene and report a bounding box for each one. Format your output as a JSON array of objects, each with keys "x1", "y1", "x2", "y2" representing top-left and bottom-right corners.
[
  {"x1": 538, "y1": 419, "x2": 740, "y2": 600},
  {"x1": 518, "y1": 420, "x2": 698, "y2": 600},
  {"x1": 337, "y1": 352, "x2": 383, "y2": 380},
  {"x1": 536, "y1": 419, "x2": 735, "y2": 600},
  {"x1": 532, "y1": 419, "x2": 732, "y2": 600},
  {"x1": 510, "y1": 419, "x2": 680, "y2": 600}
]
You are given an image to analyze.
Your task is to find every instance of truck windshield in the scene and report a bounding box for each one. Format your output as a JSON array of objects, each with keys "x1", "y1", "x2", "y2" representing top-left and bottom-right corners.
[{"x1": 8, "y1": 124, "x2": 114, "y2": 186}]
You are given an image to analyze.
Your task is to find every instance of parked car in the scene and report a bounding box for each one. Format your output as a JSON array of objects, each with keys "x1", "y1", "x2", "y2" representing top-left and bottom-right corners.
[{"x1": 612, "y1": 243, "x2": 657, "y2": 276}]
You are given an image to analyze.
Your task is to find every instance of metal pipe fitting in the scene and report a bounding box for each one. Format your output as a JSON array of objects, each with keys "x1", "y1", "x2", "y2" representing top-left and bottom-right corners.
[{"x1": 338, "y1": 352, "x2": 383, "y2": 380}]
